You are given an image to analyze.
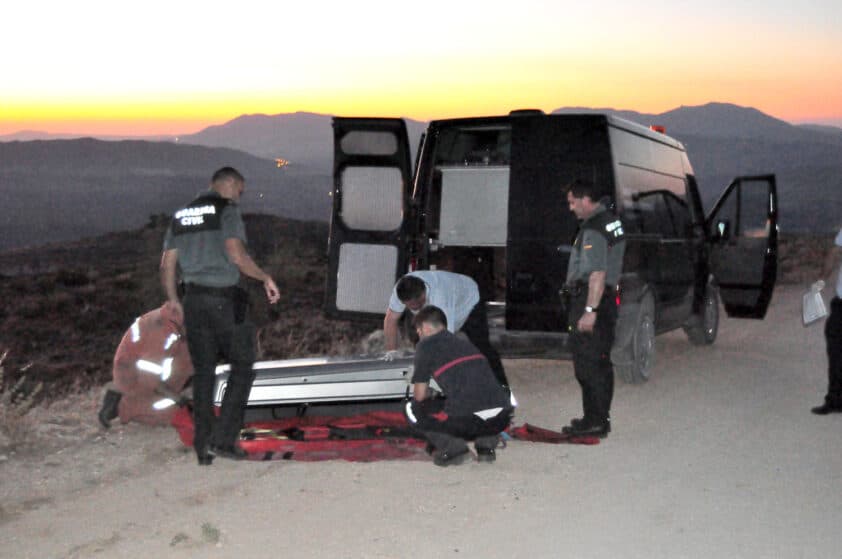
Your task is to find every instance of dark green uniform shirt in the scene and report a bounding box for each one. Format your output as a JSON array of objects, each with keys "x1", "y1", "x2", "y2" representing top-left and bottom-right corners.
[
  {"x1": 566, "y1": 204, "x2": 626, "y2": 287},
  {"x1": 163, "y1": 191, "x2": 246, "y2": 288}
]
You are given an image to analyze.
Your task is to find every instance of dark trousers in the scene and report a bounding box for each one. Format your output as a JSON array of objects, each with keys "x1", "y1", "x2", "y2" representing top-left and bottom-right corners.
[
  {"x1": 824, "y1": 297, "x2": 842, "y2": 407},
  {"x1": 404, "y1": 398, "x2": 513, "y2": 453},
  {"x1": 462, "y1": 302, "x2": 509, "y2": 387},
  {"x1": 568, "y1": 291, "x2": 617, "y2": 426},
  {"x1": 183, "y1": 291, "x2": 256, "y2": 455}
]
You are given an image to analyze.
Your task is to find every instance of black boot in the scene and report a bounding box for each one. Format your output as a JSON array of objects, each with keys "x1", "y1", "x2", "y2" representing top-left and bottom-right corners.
[
  {"x1": 98, "y1": 389, "x2": 122, "y2": 428},
  {"x1": 475, "y1": 435, "x2": 500, "y2": 463}
]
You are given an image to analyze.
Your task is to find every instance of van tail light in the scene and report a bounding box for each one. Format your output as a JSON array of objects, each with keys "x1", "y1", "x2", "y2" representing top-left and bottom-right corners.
[
  {"x1": 615, "y1": 285, "x2": 622, "y2": 308},
  {"x1": 409, "y1": 257, "x2": 418, "y2": 272}
]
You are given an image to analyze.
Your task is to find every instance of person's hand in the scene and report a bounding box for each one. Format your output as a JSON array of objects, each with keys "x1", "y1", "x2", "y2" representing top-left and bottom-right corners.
[
  {"x1": 164, "y1": 299, "x2": 184, "y2": 325},
  {"x1": 264, "y1": 277, "x2": 280, "y2": 304},
  {"x1": 382, "y1": 349, "x2": 403, "y2": 361},
  {"x1": 577, "y1": 311, "x2": 596, "y2": 333}
]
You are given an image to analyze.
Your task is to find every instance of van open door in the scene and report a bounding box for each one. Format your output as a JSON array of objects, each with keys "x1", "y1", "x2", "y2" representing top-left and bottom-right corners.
[
  {"x1": 325, "y1": 118, "x2": 413, "y2": 320},
  {"x1": 506, "y1": 114, "x2": 609, "y2": 331},
  {"x1": 706, "y1": 174, "x2": 778, "y2": 319}
]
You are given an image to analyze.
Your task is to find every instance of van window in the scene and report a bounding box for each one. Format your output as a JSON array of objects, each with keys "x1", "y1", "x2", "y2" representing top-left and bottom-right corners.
[
  {"x1": 739, "y1": 179, "x2": 771, "y2": 238},
  {"x1": 716, "y1": 179, "x2": 771, "y2": 239},
  {"x1": 339, "y1": 166, "x2": 403, "y2": 231},
  {"x1": 433, "y1": 126, "x2": 512, "y2": 166},
  {"x1": 664, "y1": 191, "x2": 692, "y2": 237},
  {"x1": 624, "y1": 189, "x2": 690, "y2": 238},
  {"x1": 340, "y1": 131, "x2": 398, "y2": 156}
]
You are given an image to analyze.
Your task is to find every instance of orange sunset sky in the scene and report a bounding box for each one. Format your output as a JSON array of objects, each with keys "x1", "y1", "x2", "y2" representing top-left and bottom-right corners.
[{"x1": 2, "y1": 0, "x2": 841, "y2": 136}]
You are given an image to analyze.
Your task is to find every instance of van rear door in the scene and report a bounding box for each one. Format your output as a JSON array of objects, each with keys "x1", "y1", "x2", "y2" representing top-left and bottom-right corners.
[
  {"x1": 325, "y1": 118, "x2": 413, "y2": 320},
  {"x1": 706, "y1": 174, "x2": 778, "y2": 318},
  {"x1": 506, "y1": 114, "x2": 613, "y2": 331}
]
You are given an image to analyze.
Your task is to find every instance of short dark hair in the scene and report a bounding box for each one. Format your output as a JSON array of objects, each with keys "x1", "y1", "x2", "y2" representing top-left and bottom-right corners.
[
  {"x1": 564, "y1": 177, "x2": 598, "y2": 200},
  {"x1": 396, "y1": 275, "x2": 425, "y2": 302},
  {"x1": 212, "y1": 166, "x2": 245, "y2": 184},
  {"x1": 413, "y1": 305, "x2": 447, "y2": 330}
]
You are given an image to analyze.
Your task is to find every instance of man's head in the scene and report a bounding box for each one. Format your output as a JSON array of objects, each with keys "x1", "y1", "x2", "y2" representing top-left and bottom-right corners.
[
  {"x1": 396, "y1": 275, "x2": 427, "y2": 311},
  {"x1": 412, "y1": 305, "x2": 447, "y2": 340},
  {"x1": 211, "y1": 167, "x2": 246, "y2": 202},
  {"x1": 564, "y1": 178, "x2": 601, "y2": 221}
]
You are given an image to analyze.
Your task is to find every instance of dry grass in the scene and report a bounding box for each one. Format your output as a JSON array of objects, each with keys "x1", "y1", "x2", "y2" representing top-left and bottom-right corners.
[
  {"x1": 0, "y1": 349, "x2": 43, "y2": 450},
  {"x1": 777, "y1": 233, "x2": 840, "y2": 286},
  {"x1": 0, "y1": 215, "x2": 376, "y2": 404}
]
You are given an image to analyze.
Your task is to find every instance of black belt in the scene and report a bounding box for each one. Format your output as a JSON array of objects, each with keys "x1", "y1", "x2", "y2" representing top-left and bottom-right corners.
[
  {"x1": 561, "y1": 281, "x2": 589, "y2": 297},
  {"x1": 185, "y1": 283, "x2": 240, "y2": 298},
  {"x1": 561, "y1": 282, "x2": 615, "y2": 298}
]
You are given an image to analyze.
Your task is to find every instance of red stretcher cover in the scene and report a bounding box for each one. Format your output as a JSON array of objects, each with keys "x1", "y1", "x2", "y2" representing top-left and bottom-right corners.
[{"x1": 171, "y1": 407, "x2": 599, "y2": 463}]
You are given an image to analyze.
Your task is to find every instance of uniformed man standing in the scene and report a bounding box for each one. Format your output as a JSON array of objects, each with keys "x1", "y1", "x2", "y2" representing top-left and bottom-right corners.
[
  {"x1": 561, "y1": 178, "x2": 625, "y2": 438},
  {"x1": 160, "y1": 167, "x2": 280, "y2": 465}
]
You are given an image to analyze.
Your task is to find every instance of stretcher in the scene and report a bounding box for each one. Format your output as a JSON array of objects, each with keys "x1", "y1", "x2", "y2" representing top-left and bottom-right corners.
[{"x1": 213, "y1": 354, "x2": 415, "y2": 407}]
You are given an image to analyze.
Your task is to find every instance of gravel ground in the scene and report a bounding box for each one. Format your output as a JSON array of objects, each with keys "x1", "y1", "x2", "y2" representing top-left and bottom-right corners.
[{"x1": 1, "y1": 285, "x2": 840, "y2": 559}]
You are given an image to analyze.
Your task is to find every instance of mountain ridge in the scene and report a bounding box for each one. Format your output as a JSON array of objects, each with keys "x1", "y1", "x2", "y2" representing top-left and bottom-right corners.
[
  {"x1": 4, "y1": 103, "x2": 841, "y2": 142},
  {"x1": 0, "y1": 139, "x2": 331, "y2": 252},
  {"x1": 2, "y1": 102, "x2": 840, "y2": 254}
]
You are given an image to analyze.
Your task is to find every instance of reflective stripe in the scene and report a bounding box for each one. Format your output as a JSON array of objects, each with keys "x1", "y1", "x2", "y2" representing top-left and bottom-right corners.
[
  {"x1": 163, "y1": 333, "x2": 179, "y2": 350},
  {"x1": 130, "y1": 318, "x2": 141, "y2": 343},
  {"x1": 473, "y1": 407, "x2": 503, "y2": 421},
  {"x1": 137, "y1": 358, "x2": 175, "y2": 379},
  {"x1": 431, "y1": 354, "x2": 485, "y2": 379},
  {"x1": 161, "y1": 358, "x2": 173, "y2": 381},
  {"x1": 136, "y1": 359, "x2": 162, "y2": 375},
  {"x1": 404, "y1": 401, "x2": 417, "y2": 424},
  {"x1": 152, "y1": 398, "x2": 176, "y2": 410}
]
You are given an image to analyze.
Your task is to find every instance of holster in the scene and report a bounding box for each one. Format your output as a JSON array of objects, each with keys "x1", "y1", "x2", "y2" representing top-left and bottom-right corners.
[
  {"x1": 559, "y1": 282, "x2": 587, "y2": 331},
  {"x1": 233, "y1": 287, "x2": 250, "y2": 324}
]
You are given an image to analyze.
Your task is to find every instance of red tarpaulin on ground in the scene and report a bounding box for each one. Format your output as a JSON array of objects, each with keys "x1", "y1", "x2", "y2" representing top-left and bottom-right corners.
[{"x1": 171, "y1": 407, "x2": 599, "y2": 463}]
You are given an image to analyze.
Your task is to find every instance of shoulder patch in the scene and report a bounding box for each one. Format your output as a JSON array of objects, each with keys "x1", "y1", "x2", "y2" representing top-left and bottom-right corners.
[
  {"x1": 171, "y1": 195, "x2": 228, "y2": 235},
  {"x1": 582, "y1": 211, "x2": 625, "y2": 247},
  {"x1": 604, "y1": 219, "x2": 624, "y2": 240}
]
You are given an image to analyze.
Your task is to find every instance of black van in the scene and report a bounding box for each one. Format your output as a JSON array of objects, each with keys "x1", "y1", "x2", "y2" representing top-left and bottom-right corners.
[{"x1": 324, "y1": 112, "x2": 778, "y2": 384}]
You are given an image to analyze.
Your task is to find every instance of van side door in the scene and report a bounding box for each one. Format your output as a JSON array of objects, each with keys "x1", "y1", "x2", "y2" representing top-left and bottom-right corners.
[
  {"x1": 324, "y1": 118, "x2": 413, "y2": 320},
  {"x1": 706, "y1": 174, "x2": 778, "y2": 318}
]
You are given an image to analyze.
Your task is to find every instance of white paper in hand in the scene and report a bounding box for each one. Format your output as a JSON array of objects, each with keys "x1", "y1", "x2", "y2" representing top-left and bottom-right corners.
[{"x1": 802, "y1": 280, "x2": 828, "y2": 326}]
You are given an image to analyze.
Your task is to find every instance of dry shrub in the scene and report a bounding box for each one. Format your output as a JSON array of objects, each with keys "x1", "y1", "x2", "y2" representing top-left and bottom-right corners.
[{"x1": 0, "y1": 350, "x2": 43, "y2": 449}]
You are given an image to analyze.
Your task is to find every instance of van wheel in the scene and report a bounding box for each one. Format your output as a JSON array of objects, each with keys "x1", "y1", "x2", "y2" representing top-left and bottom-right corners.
[
  {"x1": 612, "y1": 293, "x2": 656, "y2": 384},
  {"x1": 684, "y1": 283, "x2": 720, "y2": 346}
]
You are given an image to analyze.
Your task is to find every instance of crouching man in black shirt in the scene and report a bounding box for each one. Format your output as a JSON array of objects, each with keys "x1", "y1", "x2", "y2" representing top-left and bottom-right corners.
[{"x1": 404, "y1": 305, "x2": 515, "y2": 466}]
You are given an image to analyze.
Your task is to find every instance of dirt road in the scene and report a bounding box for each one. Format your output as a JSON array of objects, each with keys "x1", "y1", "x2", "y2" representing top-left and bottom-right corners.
[{"x1": 1, "y1": 285, "x2": 839, "y2": 558}]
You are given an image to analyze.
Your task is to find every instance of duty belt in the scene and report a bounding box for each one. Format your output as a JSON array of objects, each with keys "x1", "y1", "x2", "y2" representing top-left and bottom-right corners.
[
  {"x1": 560, "y1": 282, "x2": 616, "y2": 298},
  {"x1": 185, "y1": 283, "x2": 241, "y2": 298},
  {"x1": 560, "y1": 281, "x2": 588, "y2": 297}
]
